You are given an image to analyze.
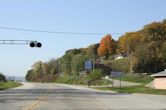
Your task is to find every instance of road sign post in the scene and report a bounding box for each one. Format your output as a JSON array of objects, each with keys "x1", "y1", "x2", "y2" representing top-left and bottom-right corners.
[{"x1": 111, "y1": 71, "x2": 123, "y2": 88}]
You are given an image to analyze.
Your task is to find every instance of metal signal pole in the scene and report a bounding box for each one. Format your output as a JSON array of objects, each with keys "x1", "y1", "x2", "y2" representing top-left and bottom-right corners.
[
  {"x1": 0, "y1": 40, "x2": 30, "y2": 45},
  {"x1": 0, "y1": 40, "x2": 42, "y2": 47}
]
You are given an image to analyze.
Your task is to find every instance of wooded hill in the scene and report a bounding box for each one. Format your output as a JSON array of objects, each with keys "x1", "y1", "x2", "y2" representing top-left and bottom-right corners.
[{"x1": 26, "y1": 19, "x2": 166, "y2": 82}]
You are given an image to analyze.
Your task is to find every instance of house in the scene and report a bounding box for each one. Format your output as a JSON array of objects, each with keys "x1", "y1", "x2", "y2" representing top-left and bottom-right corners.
[
  {"x1": 151, "y1": 69, "x2": 166, "y2": 89},
  {"x1": 114, "y1": 53, "x2": 128, "y2": 60}
]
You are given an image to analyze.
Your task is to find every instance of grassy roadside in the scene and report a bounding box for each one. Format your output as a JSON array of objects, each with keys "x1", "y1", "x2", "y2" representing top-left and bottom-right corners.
[
  {"x1": 93, "y1": 85, "x2": 166, "y2": 95},
  {"x1": 0, "y1": 81, "x2": 22, "y2": 90},
  {"x1": 114, "y1": 74, "x2": 154, "y2": 84}
]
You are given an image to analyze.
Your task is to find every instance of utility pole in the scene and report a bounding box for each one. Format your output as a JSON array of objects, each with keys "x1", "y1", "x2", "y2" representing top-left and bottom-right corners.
[
  {"x1": 130, "y1": 52, "x2": 133, "y2": 74},
  {"x1": 59, "y1": 60, "x2": 61, "y2": 74},
  {"x1": 92, "y1": 55, "x2": 96, "y2": 72},
  {"x1": 128, "y1": 45, "x2": 133, "y2": 74}
]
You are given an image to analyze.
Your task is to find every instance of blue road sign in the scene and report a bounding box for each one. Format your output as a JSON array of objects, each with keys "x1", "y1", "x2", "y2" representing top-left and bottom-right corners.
[{"x1": 85, "y1": 60, "x2": 92, "y2": 70}]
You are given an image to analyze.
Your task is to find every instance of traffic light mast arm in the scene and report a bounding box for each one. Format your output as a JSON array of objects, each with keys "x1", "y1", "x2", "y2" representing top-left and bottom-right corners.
[
  {"x1": 0, "y1": 40, "x2": 31, "y2": 45},
  {"x1": 0, "y1": 40, "x2": 42, "y2": 47}
]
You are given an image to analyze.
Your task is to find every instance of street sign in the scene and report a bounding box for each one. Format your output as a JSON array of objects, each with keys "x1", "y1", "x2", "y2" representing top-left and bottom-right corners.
[
  {"x1": 85, "y1": 60, "x2": 92, "y2": 70},
  {"x1": 111, "y1": 71, "x2": 123, "y2": 88},
  {"x1": 111, "y1": 71, "x2": 123, "y2": 78}
]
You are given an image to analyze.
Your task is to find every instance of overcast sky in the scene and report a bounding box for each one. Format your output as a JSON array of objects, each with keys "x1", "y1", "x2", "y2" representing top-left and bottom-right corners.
[{"x1": 0, "y1": 0, "x2": 166, "y2": 77}]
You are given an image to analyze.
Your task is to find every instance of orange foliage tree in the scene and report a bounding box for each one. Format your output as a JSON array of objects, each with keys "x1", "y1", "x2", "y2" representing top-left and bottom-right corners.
[{"x1": 97, "y1": 34, "x2": 116, "y2": 57}]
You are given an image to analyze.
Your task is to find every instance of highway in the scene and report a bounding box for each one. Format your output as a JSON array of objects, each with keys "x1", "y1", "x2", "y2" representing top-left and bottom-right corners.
[{"x1": 0, "y1": 82, "x2": 166, "y2": 110}]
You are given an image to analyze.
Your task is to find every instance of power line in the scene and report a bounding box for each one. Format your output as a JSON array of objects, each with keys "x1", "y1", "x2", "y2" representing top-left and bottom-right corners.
[{"x1": 0, "y1": 26, "x2": 123, "y2": 35}]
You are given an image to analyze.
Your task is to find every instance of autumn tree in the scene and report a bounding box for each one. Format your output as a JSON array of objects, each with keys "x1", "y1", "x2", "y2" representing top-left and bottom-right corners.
[
  {"x1": 133, "y1": 20, "x2": 166, "y2": 73},
  {"x1": 142, "y1": 21, "x2": 166, "y2": 42},
  {"x1": 119, "y1": 31, "x2": 142, "y2": 53},
  {"x1": 97, "y1": 34, "x2": 116, "y2": 57}
]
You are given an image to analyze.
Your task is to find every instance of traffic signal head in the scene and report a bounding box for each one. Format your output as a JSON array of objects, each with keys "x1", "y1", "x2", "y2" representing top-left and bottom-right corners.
[
  {"x1": 30, "y1": 41, "x2": 42, "y2": 48},
  {"x1": 30, "y1": 42, "x2": 35, "y2": 47},
  {"x1": 37, "y1": 42, "x2": 42, "y2": 47}
]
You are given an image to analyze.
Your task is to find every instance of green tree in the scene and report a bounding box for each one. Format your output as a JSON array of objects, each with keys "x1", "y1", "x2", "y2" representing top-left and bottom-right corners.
[
  {"x1": 87, "y1": 43, "x2": 99, "y2": 59},
  {"x1": 0, "y1": 73, "x2": 6, "y2": 82},
  {"x1": 47, "y1": 58, "x2": 59, "y2": 74},
  {"x1": 60, "y1": 54, "x2": 73, "y2": 74},
  {"x1": 71, "y1": 54, "x2": 86, "y2": 75},
  {"x1": 25, "y1": 69, "x2": 34, "y2": 81}
]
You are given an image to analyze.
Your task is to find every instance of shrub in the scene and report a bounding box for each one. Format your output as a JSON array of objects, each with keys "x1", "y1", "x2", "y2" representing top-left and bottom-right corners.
[{"x1": 87, "y1": 69, "x2": 104, "y2": 81}]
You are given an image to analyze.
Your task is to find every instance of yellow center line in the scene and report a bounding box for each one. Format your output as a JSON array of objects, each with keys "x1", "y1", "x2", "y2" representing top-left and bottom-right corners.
[{"x1": 23, "y1": 91, "x2": 51, "y2": 110}]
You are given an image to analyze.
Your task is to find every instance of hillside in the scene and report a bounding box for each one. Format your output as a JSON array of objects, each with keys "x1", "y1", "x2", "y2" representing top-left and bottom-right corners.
[{"x1": 25, "y1": 19, "x2": 166, "y2": 83}]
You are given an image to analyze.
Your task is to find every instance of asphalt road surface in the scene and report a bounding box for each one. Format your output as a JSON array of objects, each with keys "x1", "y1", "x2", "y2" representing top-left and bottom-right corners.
[{"x1": 0, "y1": 82, "x2": 166, "y2": 110}]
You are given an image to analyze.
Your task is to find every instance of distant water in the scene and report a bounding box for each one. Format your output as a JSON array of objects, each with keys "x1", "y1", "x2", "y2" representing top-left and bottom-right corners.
[{"x1": 5, "y1": 76, "x2": 26, "y2": 82}]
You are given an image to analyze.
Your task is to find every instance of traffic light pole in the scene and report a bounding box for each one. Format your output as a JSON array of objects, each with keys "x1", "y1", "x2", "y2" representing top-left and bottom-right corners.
[{"x1": 0, "y1": 40, "x2": 42, "y2": 47}]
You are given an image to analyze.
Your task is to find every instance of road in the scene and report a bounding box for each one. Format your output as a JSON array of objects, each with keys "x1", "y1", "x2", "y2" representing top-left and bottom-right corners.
[{"x1": 0, "y1": 82, "x2": 166, "y2": 110}]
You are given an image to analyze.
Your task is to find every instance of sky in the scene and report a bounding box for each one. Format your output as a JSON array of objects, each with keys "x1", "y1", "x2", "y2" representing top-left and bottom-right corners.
[{"x1": 0, "y1": 0, "x2": 166, "y2": 77}]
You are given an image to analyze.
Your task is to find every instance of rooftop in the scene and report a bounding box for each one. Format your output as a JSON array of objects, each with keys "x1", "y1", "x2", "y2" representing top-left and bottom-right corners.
[{"x1": 151, "y1": 69, "x2": 166, "y2": 77}]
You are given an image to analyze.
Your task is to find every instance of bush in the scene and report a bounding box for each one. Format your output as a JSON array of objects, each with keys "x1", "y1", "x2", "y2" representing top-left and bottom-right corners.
[
  {"x1": 0, "y1": 82, "x2": 22, "y2": 90},
  {"x1": 0, "y1": 73, "x2": 6, "y2": 82},
  {"x1": 55, "y1": 74, "x2": 79, "y2": 84},
  {"x1": 87, "y1": 69, "x2": 104, "y2": 81}
]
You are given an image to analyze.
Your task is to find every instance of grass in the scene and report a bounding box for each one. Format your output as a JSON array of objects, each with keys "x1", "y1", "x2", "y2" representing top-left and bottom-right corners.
[
  {"x1": 0, "y1": 81, "x2": 22, "y2": 90},
  {"x1": 114, "y1": 74, "x2": 154, "y2": 84},
  {"x1": 93, "y1": 85, "x2": 166, "y2": 95},
  {"x1": 104, "y1": 58, "x2": 153, "y2": 84},
  {"x1": 109, "y1": 57, "x2": 130, "y2": 73}
]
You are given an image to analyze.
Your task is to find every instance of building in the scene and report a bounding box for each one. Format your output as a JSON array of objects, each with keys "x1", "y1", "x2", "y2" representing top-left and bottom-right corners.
[
  {"x1": 113, "y1": 53, "x2": 128, "y2": 60},
  {"x1": 151, "y1": 70, "x2": 166, "y2": 89}
]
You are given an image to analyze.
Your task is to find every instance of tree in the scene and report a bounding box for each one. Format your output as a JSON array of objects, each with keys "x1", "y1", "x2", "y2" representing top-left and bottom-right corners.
[
  {"x1": 42, "y1": 63, "x2": 50, "y2": 75},
  {"x1": 25, "y1": 69, "x2": 34, "y2": 81},
  {"x1": 142, "y1": 22, "x2": 166, "y2": 42},
  {"x1": 47, "y1": 58, "x2": 59, "y2": 74},
  {"x1": 32, "y1": 61, "x2": 43, "y2": 74},
  {"x1": 98, "y1": 34, "x2": 116, "y2": 57},
  {"x1": 133, "y1": 21, "x2": 166, "y2": 73},
  {"x1": 119, "y1": 31, "x2": 142, "y2": 53},
  {"x1": 0, "y1": 73, "x2": 6, "y2": 82},
  {"x1": 87, "y1": 43, "x2": 99, "y2": 59},
  {"x1": 117, "y1": 20, "x2": 166, "y2": 73},
  {"x1": 71, "y1": 54, "x2": 86, "y2": 75},
  {"x1": 60, "y1": 54, "x2": 73, "y2": 74}
]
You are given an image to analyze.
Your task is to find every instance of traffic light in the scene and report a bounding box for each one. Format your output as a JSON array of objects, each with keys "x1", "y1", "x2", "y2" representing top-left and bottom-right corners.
[{"x1": 30, "y1": 41, "x2": 42, "y2": 48}]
